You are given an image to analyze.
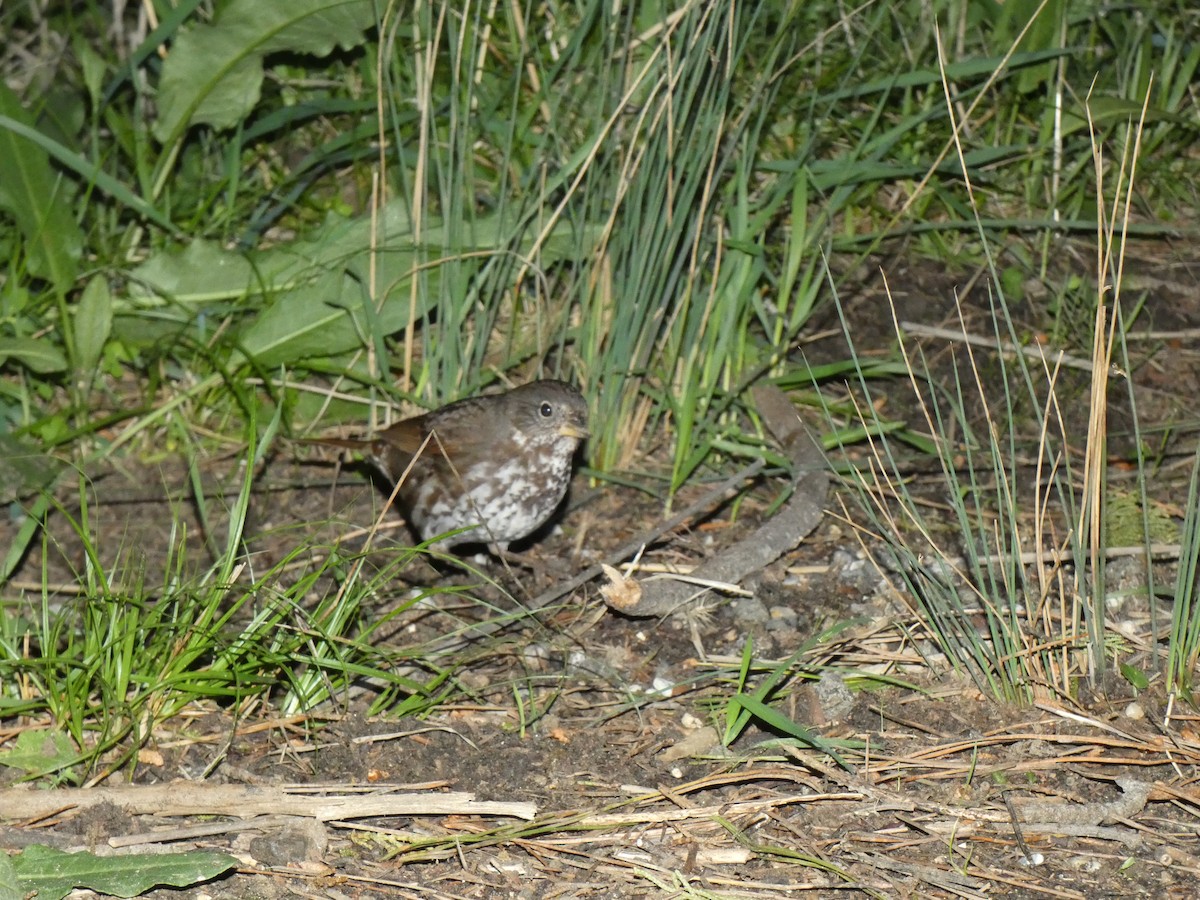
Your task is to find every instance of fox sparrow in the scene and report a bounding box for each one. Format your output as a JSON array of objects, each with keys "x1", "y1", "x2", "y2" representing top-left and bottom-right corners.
[{"x1": 313, "y1": 380, "x2": 588, "y2": 551}]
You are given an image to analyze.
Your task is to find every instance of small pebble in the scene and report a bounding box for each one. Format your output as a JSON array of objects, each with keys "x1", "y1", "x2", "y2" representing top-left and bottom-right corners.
[
  {"x1": 815, "y1": 670, "x2": 854, "y2": 720},
  {"x1": 522, "y1": 643, "x2": 549, "y2": 664},
  {"x1": 650, "y1": 676, "x2": 675, "y2": 698}
]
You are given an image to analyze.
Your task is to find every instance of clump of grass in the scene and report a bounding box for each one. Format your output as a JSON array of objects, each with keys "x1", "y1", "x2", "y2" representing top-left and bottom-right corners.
[
  {"x1": 0, "y1": 429, "x2": 469, "y2": 781},
  {"x1": 836, "y1": 51, "x2": 1200, "y2": 703}
]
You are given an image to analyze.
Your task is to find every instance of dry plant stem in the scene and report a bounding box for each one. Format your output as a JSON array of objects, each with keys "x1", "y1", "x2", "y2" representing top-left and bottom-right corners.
[
  {"x1": 108, "y1": 815, "x2": 313, "y2": 849},
  {"x1": 1080, "y1": 301, "x2": 1112, "y2": 676},
  {"x1": 873, "y1": 281, "x2": 987, "y2": 602},
  {"x1": 0, "y1": 783, "x2": 537, "y2": 825},
  {"x1": 935, "y1": 541, "x2": 1184, "y2": 571},
  {"x1": 1078, "y1": 77, "x2": 1151, "y2": 677},
  {"x1": 859, "y1": 855, "x2": 984, "y2": 895},
  {"x1": 787, "y1": 748, "x2": 1153, "y2": 846},
  {"x1": 900, "y1": 321, "x2": 1108, "y2": 374},
  {"x1": 1002, "y1": 791, "x2": 1037, "y2": 863},
  {"x1": 601, "y1": 384, "x2": 828, "y2": 617}
]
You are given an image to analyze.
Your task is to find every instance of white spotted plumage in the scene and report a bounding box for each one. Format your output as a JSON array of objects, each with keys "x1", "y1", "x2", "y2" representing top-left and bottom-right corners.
[{"x1": 373, "y1": 380, "x2": 588, "y2": 551}]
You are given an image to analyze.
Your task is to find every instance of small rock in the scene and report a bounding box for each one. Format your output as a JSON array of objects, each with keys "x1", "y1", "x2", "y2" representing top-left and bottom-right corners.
[
  {"x1": 729, "y1": 596, "x2": 769, "y2": 625},
  {"x1": 246, "y1": 819, "x2": 328, "y2": 867},
  {"x1": 815, "y1": 670, "x2": 854, "y2": 721}
]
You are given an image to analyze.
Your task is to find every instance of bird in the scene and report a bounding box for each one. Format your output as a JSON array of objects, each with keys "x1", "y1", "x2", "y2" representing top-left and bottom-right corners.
[{"x1": 307, "y1": 380, "x2": 588, "y2": 552}]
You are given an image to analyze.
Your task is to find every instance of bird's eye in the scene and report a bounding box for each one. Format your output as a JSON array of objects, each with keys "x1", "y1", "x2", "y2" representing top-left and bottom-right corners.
[{"x1": 539, "y1": 402, "x2": 554, "y2": 418}]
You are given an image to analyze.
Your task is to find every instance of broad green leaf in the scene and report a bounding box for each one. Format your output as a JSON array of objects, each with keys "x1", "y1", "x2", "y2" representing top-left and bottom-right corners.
[
  {"x1": 1, "y1": 493, "x2": 51, "y2": 583},
  {"x1": 0, "y1": 853, "x2": 21, "y2": 900},
  {"x1": 0, "y1": 729, "x2": 75, "y2": 775},
  {"x1": 102, "y1": 0, "x2": 206, "y2": 107},
  {"x1": 0, "y1": 337, "x2": 68, "y2": 374},
  {"x1": 236, "y1": 269, "x2": 370, "y2": 365},
  {"x1": 11, "y1": 846, "x2": 236, "y2": 899},
  {"x1": 128, "y1": 201, "x2": 414, "y2": 308},
  {"x1": 73, "y1": 275, "x2": 113, "y2": 377},
  {"x1": 129, "y1": 200, "x2": 595, "y2": 366},
  {"x1": 0, "y1": 81, "x2": 83, "y2": 292},
  {"x1": 74, "y1": 39, "x2": 107, "y2": 108},
  {"x1": 233, "y1": 210, "x2": 568, "y2": 366},
  {"x1": 154, "y1": 0, "x2": 376, "y2": 141},
  {"x1": 129, "y1": 239, "x2": 256, "y2": 304}
]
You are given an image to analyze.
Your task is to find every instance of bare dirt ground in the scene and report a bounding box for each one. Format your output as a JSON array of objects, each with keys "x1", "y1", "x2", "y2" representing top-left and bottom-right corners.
[{"x1": 4, "y1": 247, "x2": 1200, "y2": 898}]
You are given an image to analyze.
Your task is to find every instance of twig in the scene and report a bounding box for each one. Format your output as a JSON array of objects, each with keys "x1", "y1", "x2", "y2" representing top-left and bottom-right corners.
[
  {"x1": 602, "y1": 384, "x2": 828, "y2": 617},
  {"x1": 1002, "y1": 791, "x2": 1036, "y2": 864},
  {"x1": 900, "y1": 321, "x2": 1105, "y2": 373},
  {"x1": 0, "y1": 783, "x2": 536, "y2": 825}
]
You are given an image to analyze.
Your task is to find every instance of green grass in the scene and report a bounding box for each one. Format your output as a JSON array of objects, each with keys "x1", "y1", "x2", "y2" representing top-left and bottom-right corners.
[
  {"x1": 0, "y1": 429, "x2": 464, "y2": 781},
  {"x1": 2, "y1": 0, "x2": 1200, "y2": 774},
  {"x1": 834, "y1": 62, "x2": 1200, "y2": 702}
]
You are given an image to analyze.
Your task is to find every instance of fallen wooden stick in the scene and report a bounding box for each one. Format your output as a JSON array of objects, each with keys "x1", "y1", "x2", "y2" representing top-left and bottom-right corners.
[
  {"x1": 0, "y1": 782, "x2": 536, "y2": 824},
  {"x1": 602, "y1": 383, "x2": 828, "y2": 617}
]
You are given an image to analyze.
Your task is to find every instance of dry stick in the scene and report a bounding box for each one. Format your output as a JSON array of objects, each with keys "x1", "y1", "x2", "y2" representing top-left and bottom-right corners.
[
  {"x1": 1002, "y1": 791, "x2": 1037, "y2": 865},
  {"x1": 1123, "y1": 327, "x2": 1200, "y2": 341},
  {"x1": 602, "y1": 383, "x2": 828, "y2": 617},
  {"x1": 0, "y1": 783, "x2": 536, "y2": 826},
  {"x1": 930, "y1": 541, "x2": 1185, "y2": 574},
  {"x1": 108, "y1": 816, "x2": 305, "y2": 849},
  {"x1": 900, "y1": 321, "x2": 1109, "y2": 374},
  {"x1": 429, "y1": 459, "x2": 767, "y2": 653}
]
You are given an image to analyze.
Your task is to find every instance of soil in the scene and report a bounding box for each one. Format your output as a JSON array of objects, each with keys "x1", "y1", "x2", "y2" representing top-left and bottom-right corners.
[{"x1": 3, "y1": 245, "x2": 1200, "y2": 898}]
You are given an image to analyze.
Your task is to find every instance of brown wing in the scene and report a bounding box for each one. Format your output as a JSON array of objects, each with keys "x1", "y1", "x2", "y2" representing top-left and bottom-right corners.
[
  {"x1": 375, "y1": 412, "x2": 470, "y2": 479},
  {"x1": 375, "y1": 417, "x2": 431, "y2": 456},
  {"x1": 382, "y1": 393, "x2": 494, "y2": 453},
  {"x1": 304, "y1": 393, "x2": 487, "y2": 478}
]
